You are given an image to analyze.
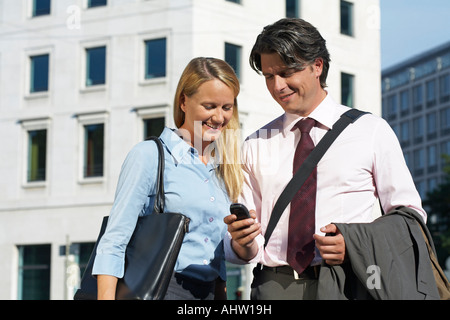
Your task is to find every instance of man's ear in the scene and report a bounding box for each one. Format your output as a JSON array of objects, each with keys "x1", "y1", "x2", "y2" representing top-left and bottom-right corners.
[{"x1": 314, "y1": 58, "x2": 324, "y2": 78}]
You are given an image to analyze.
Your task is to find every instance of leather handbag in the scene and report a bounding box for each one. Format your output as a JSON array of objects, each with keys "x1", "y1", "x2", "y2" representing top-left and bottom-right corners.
[
  {"x1": 264, "y1": 109, "x2": 368, "y2": 246},
  {"x1": 74, "y1": 136, "x2": 190, "y2": 300}
]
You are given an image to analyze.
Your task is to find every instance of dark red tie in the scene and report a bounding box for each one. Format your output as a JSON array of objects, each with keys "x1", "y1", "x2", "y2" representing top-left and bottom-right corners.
[{"x1": 287, "y1": 118, "x2": 317, "y2": 275}]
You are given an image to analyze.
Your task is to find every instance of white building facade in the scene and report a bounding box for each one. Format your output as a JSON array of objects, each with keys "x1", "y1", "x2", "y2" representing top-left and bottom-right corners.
[{"x1": 0, "y1": 0, "x2": 380, "y2": 299}]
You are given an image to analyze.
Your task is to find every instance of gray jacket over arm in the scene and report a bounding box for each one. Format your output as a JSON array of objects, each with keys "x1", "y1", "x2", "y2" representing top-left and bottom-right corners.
[{"x1": 317, "y1": 207, "x2": 441, "y2": 300}]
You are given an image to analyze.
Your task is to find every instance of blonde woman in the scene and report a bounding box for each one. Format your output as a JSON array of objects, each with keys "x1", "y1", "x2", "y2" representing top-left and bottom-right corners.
[{"x1": 93, "y1": 57, "x2": 243, "y2": 300}]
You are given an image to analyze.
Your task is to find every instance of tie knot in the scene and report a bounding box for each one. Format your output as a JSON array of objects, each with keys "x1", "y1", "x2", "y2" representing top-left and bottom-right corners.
[{"x1": 295, "y1": 118, "x2": 316, "y2": 133}]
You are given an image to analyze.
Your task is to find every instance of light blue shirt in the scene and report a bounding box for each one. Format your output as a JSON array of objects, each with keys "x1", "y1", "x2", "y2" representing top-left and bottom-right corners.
[{"x1": 92, "y1": 127, "x2": 230, "y2": 282}]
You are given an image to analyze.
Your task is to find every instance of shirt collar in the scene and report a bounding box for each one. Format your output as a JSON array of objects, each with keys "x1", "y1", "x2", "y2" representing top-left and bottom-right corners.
[
  {"x1": 159, "y1": 127, "x2": 218, "y2": 169},
  {"x1": 282, "y1": 93, "x2": 338, "y2": 136}
]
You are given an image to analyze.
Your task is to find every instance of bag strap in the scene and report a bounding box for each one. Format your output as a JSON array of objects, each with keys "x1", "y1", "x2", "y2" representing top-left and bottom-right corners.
[
  {"x1": 145, "y1": 136, "x2": 165, "y2": 214},
  {"x1": 264, "y1": 109, "x2": 369, "y2": 247}
]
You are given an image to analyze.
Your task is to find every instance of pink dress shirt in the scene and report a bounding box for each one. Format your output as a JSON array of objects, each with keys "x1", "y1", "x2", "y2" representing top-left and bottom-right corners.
[{"x1": 225, "y1": 94, "x2": 426, "y2": 267}]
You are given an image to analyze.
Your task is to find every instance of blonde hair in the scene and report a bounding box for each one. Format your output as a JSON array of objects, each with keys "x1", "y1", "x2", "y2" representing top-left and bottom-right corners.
[{"x1": 174, "y1": 57, "x2": 243, "y2": 202}]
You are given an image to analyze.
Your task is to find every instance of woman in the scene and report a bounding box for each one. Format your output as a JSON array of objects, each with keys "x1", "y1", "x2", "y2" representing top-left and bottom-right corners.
[{"x1": 92, "y1": 57, "x2": 243, "y2": 300}]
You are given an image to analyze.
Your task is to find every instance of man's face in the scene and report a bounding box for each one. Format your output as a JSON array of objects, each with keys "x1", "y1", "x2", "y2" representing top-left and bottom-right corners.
[{"x1": 260, "y1": 53, "x2": 325, "y2": 117}]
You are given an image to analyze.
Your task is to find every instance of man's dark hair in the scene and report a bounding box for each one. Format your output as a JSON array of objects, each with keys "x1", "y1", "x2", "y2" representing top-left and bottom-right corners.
[{"x1": 249, "y1": 18, "x2": 331, "y2": 88}]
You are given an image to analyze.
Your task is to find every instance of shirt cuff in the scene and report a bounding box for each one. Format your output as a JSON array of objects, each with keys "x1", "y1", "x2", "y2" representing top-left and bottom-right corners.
[
  {"x1": 92, "y1": 252, "x2": 125, "y2": 279},
  {"x1": 224, "y1": 232, "x2": 264, "y2": 265}
]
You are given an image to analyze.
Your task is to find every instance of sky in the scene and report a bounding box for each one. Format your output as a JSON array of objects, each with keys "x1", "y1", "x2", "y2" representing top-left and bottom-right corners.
[{"x1": 380, "y1": 0, "x2": 450, "y2": 70}]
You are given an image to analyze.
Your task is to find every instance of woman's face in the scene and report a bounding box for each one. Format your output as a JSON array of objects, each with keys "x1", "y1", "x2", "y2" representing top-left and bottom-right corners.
[{"x1": 180, "y1": 79, "x2": 235, "y2": 149}]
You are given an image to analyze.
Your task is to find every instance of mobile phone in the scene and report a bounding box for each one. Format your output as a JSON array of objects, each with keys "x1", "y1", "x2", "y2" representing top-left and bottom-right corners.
[{"x1": 230, "y1": 203, "x2": 251, "y2": 221}]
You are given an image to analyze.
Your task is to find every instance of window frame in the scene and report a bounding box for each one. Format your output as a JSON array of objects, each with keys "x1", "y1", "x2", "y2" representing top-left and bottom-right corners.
[
  {"x1": 76, "y1": 112, "x2": 109, "y2": 184},
  {"x1": 340, "y1": 0, "x2": 354, "y2": 37},
  {"x1": 139, "y1": 31, "x2": 170, "y2": 86},
  {"x1": 24, "y1": 47, "x2": 53, "y2": 98},
  {"x1": 31, "y1": 0, "x2": 51, "y2": 17},
  {"x1": 20, "y1": 118, "x2": 51, "y2": 188},
  {"x1": 224, "y1": 42, "x2": 242, "y2": 81},
  {"x1": 80, "y1": 39, "x2": 109, "y2": 92},
  {"x1": 144, "y1": 38, "x2": 167, "y2": 80}
]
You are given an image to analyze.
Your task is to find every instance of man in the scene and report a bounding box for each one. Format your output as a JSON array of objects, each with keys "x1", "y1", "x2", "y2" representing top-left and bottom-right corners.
[{"x1": 223, "y1": 18, "x2": 426, "y2": 299}]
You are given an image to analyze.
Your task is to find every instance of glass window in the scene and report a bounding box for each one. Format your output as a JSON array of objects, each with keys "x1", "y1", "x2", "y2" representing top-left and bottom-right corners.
[
  {"x1": 440, "y1": 74, "x2": 450, "y2": 103},
  {"x1": 30, "y1": 54, "x2": 49, "y2": 93},
  {"x1": 32, "y1": 0, "x2": 51, "y2": 17},
  {"x1": 426, "y1": 79, "x2": 436, "y2": 107},
  {"x1": 413, "y1": 149, "x2": 425, "y2": 174},
  {"x1": 145, "y1": 38, "x2": 167, "y2": 79},
  {"x1": 88, "y1": 0, "x2": 107, "y2": 8},
  {"x1": 286, "y1": 0, "x2": 300, "y2": 18},
  {"x1": 27, "y1": 129, "x2": 47, "y2": 182},
  {"x1": 427, "y1": 144, "x2": 438, "y2": 168},
  {"x1": 86, "y1": 47, "x2": 106, "y2": 86},
  {"x1": 84, "y1": 124, "x2": 104, "y2": 178},
  {"x1": 413, "y1": 117, "x2": 424, "y2": 140},
  {"x1": 441, "y1": 107, "x2": 450, "y2": 133},
  {"x1": 340, "y1": 1, "x2": 353, "y2": 36},
  {"x1": 387, "y1": 94, "x2": 397, "y2": 118},
  {"x1": 427, "y1": 112, "x2": 437, "y2": 136},
  {"x1": 400, "y1": 121, "x2": 410, "y2": 144},
  {"x1": 341, "y1": 72, "x2": 354, "y2": 108},
  {"x1": 17, "y1": 245, "x2": 51, "y2": 300},
  {"x1": 225, "y1": 42, "x2": 242, "y2": 80},
  {"x1": 400, "y1": 90, "x2": 409, "y2": 114},
  {"x1": 144, "y1": 117, "x2": 165, "y2": 139},
  {"x1": 413, "y1": 84, "x2": 423, "y2": 108}
]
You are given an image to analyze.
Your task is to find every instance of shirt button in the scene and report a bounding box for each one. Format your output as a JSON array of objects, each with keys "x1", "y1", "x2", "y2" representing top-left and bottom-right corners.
[
  {"x1": 204, "y1": 179, "x2": 209, "y2": 183},
  {"x1": 204, "y1": 237, "x2": 209, "y2": 243},
  {"x1": 209, "y1": 217, "x2": 214, "y2": 223},
  {"x1": 210, "y1": 196, "x2": 215, "y2": 202}
]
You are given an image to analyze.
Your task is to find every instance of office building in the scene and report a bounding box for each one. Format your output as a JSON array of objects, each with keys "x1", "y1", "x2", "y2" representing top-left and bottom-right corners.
[{"x1": 382, "y1": 41, "x2": 450, "y2": 199}]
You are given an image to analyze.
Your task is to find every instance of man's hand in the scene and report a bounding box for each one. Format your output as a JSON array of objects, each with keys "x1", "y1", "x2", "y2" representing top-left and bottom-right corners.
[
  {"x1": 224, "y1": 210, "x2": 261, "y2": 261},
  {"x1": 313, "y1": 224, "x2": 346, "y2": 265}
]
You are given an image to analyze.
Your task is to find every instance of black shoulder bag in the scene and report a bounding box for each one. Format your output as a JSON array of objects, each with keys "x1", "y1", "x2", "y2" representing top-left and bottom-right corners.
[
  {"x1": 74, "y1": 136, "x2": 190, "y2": 300},
  {"x1": 264, "y1": 109, "x2": 368, "y2": 247}
]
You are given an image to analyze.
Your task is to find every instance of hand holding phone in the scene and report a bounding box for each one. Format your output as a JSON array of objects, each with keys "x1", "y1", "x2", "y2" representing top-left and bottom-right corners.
[{"x1": 230, "y1": 203, "x2": 251, "y2": 221}]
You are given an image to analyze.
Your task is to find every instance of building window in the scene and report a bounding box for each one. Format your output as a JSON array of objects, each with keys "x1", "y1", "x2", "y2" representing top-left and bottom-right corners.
[
  {"x1": 30, "y1": 54, "x2": 49, "y2": 93},
  {"x1": 286, "y1": 0, "x2": 300, "y2": 18},
  {"x1": 412, "y1": 84, "x2": 423, "y2": 109},
  {"x1": 144, "y1": 117, "x2": 165, "y2": 139},
  {"x1": 88, "y1": 0, "x2": 107, "y2": 8},
  {"x1": 386, "y1": 94, "x2": 397, "y2": 120},
  {"x1": 400, "y1": 121, "x2": 410, "y2": 147},
  {"x1": 340, "y1": 0, "x2": 353, "y2": 36},
  {"x1": 86, "y1": 47, "x2": 106, "y2": 86},
  {"x1": 145, "y1": 38, "x2": 167, "y2": 79},
  {"x1": 427, "y1": 112, "x2": 437, "y2": 139},
  {"x1": 341, "y1": 72, "x2": 354, "y2": 108},
  {"x1": 400, "y1": 90, "x2": 409, "y2": 115},
  {"x1": 27, "y1": 129, "x2": 47, "y2": 182},
  {"x1": 84, "y1": 124, "x2": 104, "y2": 178},
  {"x1": 225, "y1": 42, "x2": 242, "y2": 80},
  {"x1": 426, "y1": 79, "x2": 436, "y2": 107},
  {"x1": 32, "y1": 0, "x2": 51, "y2": 17},
  {"x1": 440, "y1": 74, "x2": 450, "y2": 103},
  {"x1": 413, "y1": 148, "x2": 425, "y2": 176},
  {"x1": 441, "y1": 107, "x2": 450, "y2": 135},
  {"x1": 17, "y1": 245, "x2": 51, "y2": 300},
  {"x1": 412, "y1": 117, "x2": 424, "y2": 143},
  {"x1": 427, "y1": 144, "x2": 438, "y2": 173}
]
